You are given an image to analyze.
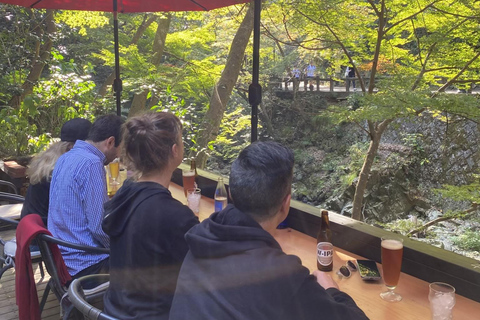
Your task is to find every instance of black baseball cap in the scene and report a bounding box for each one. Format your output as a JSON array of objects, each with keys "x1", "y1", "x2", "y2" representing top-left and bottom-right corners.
[{"x1": 60, "y1": 118, "x2": 92, "y2": 142}]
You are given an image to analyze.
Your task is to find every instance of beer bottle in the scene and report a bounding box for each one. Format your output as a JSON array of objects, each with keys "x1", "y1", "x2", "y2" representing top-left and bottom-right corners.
[
  {"x1": 190, "y1": 158, "x2": 198, "y2": 177},
  {"x1": 317, "y1": 210, "x2": 333, "y2": 271}
]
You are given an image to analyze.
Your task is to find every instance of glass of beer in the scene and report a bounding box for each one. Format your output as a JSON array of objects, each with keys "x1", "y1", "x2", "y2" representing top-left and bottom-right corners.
[
  {"x1": 108, "y1": 158, "x2": 120, "y2": 186},
  {"x1": 182, "y1": 169, "x2": 195, "y2": 197},
  {"x1": 380, "y1": 236, "x2": 404, "y2": 302}
]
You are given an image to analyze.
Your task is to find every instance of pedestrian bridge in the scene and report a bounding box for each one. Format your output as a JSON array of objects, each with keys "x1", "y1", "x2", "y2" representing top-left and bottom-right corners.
[{"x1": 272, "y1": 76, "x2": 479, "y2": 99}]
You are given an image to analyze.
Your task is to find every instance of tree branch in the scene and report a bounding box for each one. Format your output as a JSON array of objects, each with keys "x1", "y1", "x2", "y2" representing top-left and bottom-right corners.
[
  {"x1": 432, "y1": 52, "x2": 480, "y2": 98},
  {"x1": 431, "y1": 5, "x2": 480, "y2": 19},
  {"x1": 385, "y1": 0, "x2": 440, "y2": 33},
  {"x1": 407, "y1": 204, "x2": 478, "y2": 236}
]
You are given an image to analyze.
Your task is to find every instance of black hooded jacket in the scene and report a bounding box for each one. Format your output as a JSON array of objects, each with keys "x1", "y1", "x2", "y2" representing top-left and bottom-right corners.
[
  {"x1": 170, "y1": 205, "x2": 369, "y2": 320},
  {"x1": 102, "y1": 180, "x2": 199, "y2": 320}
]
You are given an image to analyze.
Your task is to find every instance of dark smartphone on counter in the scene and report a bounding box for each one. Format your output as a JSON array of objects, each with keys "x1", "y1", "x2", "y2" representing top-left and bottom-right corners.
[{"x1": 357, "y1": 259, "x2": 381, "y2": 281}]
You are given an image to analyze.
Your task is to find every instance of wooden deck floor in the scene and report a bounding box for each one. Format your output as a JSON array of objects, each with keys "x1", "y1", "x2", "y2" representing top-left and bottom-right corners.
[{"x1": 0, "y1": 229, "x2": 61, "y2": 320}]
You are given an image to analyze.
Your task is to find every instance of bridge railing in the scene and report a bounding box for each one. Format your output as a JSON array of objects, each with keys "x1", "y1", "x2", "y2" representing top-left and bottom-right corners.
[
  {"x1": 275, "y1": 75, "x2": 479, "y2": 94},
  {"x1": 277, "y1": 76, "x2": 368, "y2": 92}
]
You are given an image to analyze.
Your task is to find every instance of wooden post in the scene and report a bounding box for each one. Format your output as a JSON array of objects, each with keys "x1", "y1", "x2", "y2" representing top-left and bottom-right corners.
[
  {"x1": 329, "y1": 78, "x2": 334, "y2": 92},
  {"x1": 346, "y1": 78, "x2": 350, "y2": 92},
  {"x1": 316, "y1": 77, "x2": 320, "y2": 91}
]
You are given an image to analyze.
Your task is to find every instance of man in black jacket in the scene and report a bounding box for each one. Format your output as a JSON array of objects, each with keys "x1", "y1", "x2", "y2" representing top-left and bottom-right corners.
[{"x1": 170, "y1": 141, "x2": 368, "y2": 320}]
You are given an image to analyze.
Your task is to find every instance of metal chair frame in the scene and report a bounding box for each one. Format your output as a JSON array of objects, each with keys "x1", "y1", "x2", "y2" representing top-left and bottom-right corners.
[
  {"x1": 0, "y1": 200, "x2": 44, "y2": 280},
  {"x1": 68, "y1": 274, "x2": 118, "y2": 320},
  {"x1": 37, "y1": 233, "x2": 109, "y2": 320},
  {"x1": 0, "y1": 180, "x2": 19, "y2": 194}
]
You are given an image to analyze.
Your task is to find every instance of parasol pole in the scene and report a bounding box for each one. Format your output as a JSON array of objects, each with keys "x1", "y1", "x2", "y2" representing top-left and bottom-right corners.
[
  {"x1": 113, "y1": 0, "x2": 122, "y2": 116},
  {"x1": 248, "y1": 0, "x2": 261, "y2": 143}
]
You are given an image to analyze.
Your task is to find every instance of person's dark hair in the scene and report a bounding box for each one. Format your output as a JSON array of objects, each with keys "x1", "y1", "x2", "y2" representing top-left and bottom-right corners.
[
  {"x1": 60, "y1": 118, "x2": 92, "y2": 142},
  {"x1": 123, "y1": 111, "x2": 182, "y2": 175},
  {"x1": 229, "y1": 141, "x2": 294, "y2": 222},
  {"x1": 88, "y1": 114, "x2": 124, "y2": 147}
]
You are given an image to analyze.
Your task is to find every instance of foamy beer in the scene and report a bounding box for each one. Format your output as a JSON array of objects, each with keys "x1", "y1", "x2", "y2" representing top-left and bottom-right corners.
[
  {"x1": 380, "y1": 237, "x2": 404, "y2": 302},
  {"x1": 182, "y1": 169, "x2": 195, "y2": 197},
  {"x1": 109, "y1": 161, "x2": 120, "y2": 180}
]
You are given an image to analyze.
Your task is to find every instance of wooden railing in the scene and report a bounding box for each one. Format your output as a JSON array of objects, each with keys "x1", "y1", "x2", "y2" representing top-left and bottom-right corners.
[
  {"x1": 277, "y1": 76, "x2": 363, "y2": 92},
  {"x1": 173, "y1": 163, "x2": 480, "y2": 302},
  {"x1": 275, "y1": 76, "x2": 479, "y2": 94}
]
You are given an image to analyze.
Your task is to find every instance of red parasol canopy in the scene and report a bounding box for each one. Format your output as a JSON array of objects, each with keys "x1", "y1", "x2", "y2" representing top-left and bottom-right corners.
[
  {"x1": 0, "y1": 0, "x2": 260, "y2": 141},
  {"x1": 0, "y1": 0, "x2": 249, "y2": 12}
]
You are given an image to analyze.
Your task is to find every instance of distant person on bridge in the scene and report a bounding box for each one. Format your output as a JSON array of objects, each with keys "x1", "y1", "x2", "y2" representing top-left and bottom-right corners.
[
  {"x1": 292, "y1": 66, "x2": 301, "y2": 91},
  {"x1": 292, "y1": 66, "x2": 301, "y2": 80},
  {"x1": 345, "y1": 66, "x2": 356, "y2": 91},
  {"x1": 305, "y1": 61, "x2": 316, "y2": 91}
]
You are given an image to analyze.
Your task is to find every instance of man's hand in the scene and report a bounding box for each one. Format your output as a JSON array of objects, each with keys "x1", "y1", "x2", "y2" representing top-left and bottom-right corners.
[{"x1": 312, "y1": 270, "x2": 339, "y2": 290}]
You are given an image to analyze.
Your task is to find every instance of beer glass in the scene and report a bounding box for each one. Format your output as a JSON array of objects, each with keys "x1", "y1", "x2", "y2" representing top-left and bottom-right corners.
[
  {"x1": 380, "y1": 236, "x2": 403, "y2": 302},
  {"x1": 182, "y1": 169, "x2": 195, "y2": 197},
  {"x1": 108, "y1": 158, "x2": 120, "y2": 186}
]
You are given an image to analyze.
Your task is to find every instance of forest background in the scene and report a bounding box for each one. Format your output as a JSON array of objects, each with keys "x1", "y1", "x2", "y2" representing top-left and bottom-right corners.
[{"x1": 1, "y1": 0, "x2": 480, "y2": 261}]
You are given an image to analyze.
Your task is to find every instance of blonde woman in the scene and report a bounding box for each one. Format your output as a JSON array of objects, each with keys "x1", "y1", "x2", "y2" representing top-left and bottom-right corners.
[{"x1": 20, "y1": 118, "x2": 91, "y2": 225}]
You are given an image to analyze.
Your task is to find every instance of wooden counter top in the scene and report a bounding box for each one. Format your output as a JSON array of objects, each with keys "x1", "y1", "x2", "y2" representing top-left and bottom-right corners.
[{"x1": 169, "y1": 182, "x2": 480, "y2": 320}]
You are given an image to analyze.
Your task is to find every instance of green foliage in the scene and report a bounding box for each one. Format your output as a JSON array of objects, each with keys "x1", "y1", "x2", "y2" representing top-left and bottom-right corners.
[
  {"x1": 56, "y1": 11, "x2": 109, "y2": 36},
  {"x1": 150, "y1": 86, "x2": 207, "y2": 159},
  {"x1": 401, "y1": 133, "x2": 429, "y2": 165},
  {"x1": 382, "y1": 218, "x2": 421, "y2": 236},
  {"x1": 150, "y1": 86, "x2": 187, "y2": 116},
  {"x1": 435, "y1": 176, "x2": 480, "y2": 203},
  {"x1": 0, "y1": 105, "x2": 40, "y2": 156},
  {"x1": 29, "y1": 51, "x2": 97, "y2": 130},
  {"x1": 210, "y1": 107, "x2": 251, "y2": 163},
  {"x1": 338, "y1": 143, "x2": 368, "y2": 188},
  {"x1": 453, "y1": 231, "x2": 480, "y2": 252},
  {"x1": 402, "y1": 133, "x2": 423, "y2": 153},
  {"x1": 0, "y1": 51, "x2": 96, "y2": 157}
]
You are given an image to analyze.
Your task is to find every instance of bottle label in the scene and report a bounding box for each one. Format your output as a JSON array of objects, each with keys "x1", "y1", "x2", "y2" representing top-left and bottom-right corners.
[
  {"x1": 214, "y1": 201, "x2": 223, "y2": 212},
  {"x1": 317, "y1": 242, "x2": 333, "y2": 266},
  {"x1": 214, "y1": 197, "x2": 228, "y2": 212}
]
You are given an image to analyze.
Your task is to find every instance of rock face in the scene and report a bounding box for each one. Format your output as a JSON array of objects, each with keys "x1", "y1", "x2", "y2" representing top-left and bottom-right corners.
[
  {"x1": 326, "y1": 167, "x2": 432, "y2": 222},
  {"x1": 208, "y1": 92, "x2": 479, "y2": 225},
  {"x1": 262, "y1": 93, "x2": 480, "y2": 222},
  {"x1": 300, "y1": 113, "x2": 479, "y2": 222}
]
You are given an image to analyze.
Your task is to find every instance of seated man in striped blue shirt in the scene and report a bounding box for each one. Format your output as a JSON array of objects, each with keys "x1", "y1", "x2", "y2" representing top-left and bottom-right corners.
[{"x1": 48, "y1": 114, "x2": 124, "y2": 282}]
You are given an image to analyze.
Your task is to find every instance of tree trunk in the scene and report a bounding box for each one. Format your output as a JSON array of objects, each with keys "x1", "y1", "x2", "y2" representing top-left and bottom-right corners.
[
  {"x1": 97, "y1": 72, "x2": 116, "y2": 98},
  {"x1": 97, "y1": 15, "x2": 157, "y2": 98},
  {"x1": 10, "y1": 10, "x2": 56, "y2": 108},
  {"x1": 128, "y1": 89, "x2": 149, "y2": 117},
  {"x1": 127, "y1": 16, "x2": 172, "y2": 117},
  {"x1": 351, "y1": 119, "x2": 392, "y2": 220},
  {"x1": 152, "y1": 14, "x2": 171, "y2": 66},
  {"x1": 195, "y1": 3, "x2": 255, "y2": 168}
]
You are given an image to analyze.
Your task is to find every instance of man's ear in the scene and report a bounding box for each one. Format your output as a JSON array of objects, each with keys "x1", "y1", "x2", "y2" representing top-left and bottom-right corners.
[
  {"x1": 279, "y1": 193, "x2": 291, "y2": 220},
  {"x1": 106, "y1": 136, "x2": 115, "y2": 148}
]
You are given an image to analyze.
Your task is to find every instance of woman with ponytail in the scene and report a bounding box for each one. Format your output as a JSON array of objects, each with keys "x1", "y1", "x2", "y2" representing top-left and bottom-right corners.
[{"x1": 102, "y1": 111, "x2": 199, "y2": 320}]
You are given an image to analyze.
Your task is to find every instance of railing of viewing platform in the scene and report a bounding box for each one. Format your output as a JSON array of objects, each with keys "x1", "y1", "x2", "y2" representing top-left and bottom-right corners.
[
  {"x1": 277, "y1": 76, "x2": 363, "y2": 92},
  {"x1": 173, "y1": 163, "x2": 480, "y2": 303},
  {"x1": 272, "y1": 75, "x2": 480, "y2": 94}
]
